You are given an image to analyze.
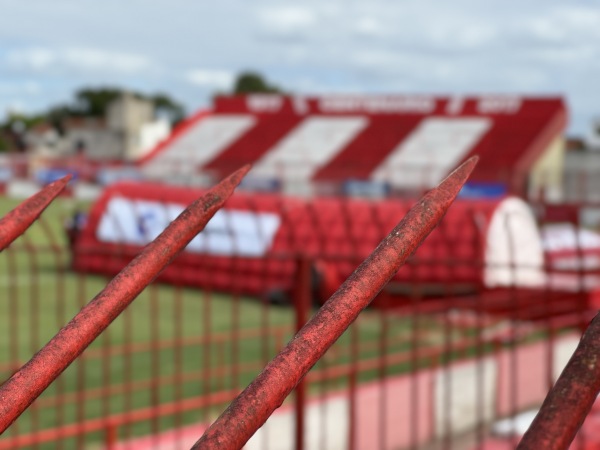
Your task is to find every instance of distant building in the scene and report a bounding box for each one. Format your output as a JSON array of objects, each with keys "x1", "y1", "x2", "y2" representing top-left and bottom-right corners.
[
  {"x1": 142, "y1": 94, "x2": 567, "y2": 200},
  {"x1": 25, "y1": 92, "x2": 171, "y2": 162},
  {"x1": 23, "y1": 122, "x2": 62, "y2": 157},
  {"x1": 560, "y1": 118, "x2": 600, "y2": 205},
  {"x1": 563, "y1": 151, "x2": 600, "y2": 203}
]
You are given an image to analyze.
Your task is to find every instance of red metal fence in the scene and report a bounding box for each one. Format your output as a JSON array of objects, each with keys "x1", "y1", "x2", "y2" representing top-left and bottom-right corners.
[{"x1": 1, "y1": 162, "x2": 600, "y2": 449}]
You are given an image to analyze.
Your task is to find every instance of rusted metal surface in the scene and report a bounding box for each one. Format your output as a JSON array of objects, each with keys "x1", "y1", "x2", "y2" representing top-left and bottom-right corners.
[
  {"x1": 0, "y1": 165, "x2": 250, "y2": 434},
  {"x1": 192, "y1": 156, "x2": 479, "y2": 450},
  {"x1": 517, "y1": 312, "x2": 600, "y2": 450},
  {"x1": 0, "y1": 175, "x2": 71, "y2": 251}
]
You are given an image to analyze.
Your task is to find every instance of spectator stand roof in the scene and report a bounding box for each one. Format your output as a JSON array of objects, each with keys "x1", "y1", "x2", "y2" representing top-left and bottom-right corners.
[{"x1": 141, "y1": 95, "x2": 567, "y2": 196}]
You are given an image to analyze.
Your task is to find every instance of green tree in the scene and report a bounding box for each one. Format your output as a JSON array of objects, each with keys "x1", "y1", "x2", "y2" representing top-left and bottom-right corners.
[
  {"x1": 0, "y1": 135, "x2": 9, "y2": 152},
  {"x1": 232, "y1": 72, "x2": 283, "y2": 94},
  {"x1": 151, "y1": 93, "x2": 185, "y2": 124},
  {"x1": 72, "y1": 88, "x2": 122, "y2": 117}
]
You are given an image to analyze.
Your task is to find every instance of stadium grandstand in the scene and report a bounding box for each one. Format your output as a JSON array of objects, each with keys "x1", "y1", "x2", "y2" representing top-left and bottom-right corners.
[{"x1": 140, "y1": 94, "x2": 567, "y2": 199}]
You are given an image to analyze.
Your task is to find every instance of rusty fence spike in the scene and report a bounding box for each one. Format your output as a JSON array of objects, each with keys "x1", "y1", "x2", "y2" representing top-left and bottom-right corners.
[
  {"x1": 517, "y1": 313, "x2": 600, "y2": 450},
  {"x1": 0, "y1": 174, "x2": 72, "y2": 251},
  {"x1": 192, "y1": 156, "x2": 479, "y2": 450},
  {"x1": 0, "y1": 165, "x2": 250, "y2": 434}
]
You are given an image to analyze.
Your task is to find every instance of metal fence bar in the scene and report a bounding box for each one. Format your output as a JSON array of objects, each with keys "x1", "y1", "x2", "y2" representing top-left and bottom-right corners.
[
  {"x1": 0, "y1": 175, "x2": 71, "y2": 251},
  {"x1": 192, "y1": 156, "x2": 478, "y2": 449},
  {"x1": 0, "y1": 165, "x2": 250, "y2": 434},
  {"x1": 293, "y1": 255, "x2": 311, "y2": 450},
  {"x1": 517, "y1": 312, "x2": 600, "y2": 450}
]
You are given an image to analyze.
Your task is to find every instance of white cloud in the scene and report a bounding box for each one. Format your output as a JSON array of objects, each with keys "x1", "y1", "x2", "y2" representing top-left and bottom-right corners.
[
  {"x1": 354, "y1": 17, "x2": 387, "y2": 38},
  {"x1": 532, "y1": 45, "x2": 598, "y2": 64},
  {"x1": 6, "y1": 46, "x2": 154, "y2": 74},
  {"x1": 257, "y1": 6, "x2": 317, "y2": 37},
  {"x1": 453, "y1": 25, "x2": 498, "y2": 49},
  {"x1": 529, "y1": 17, "x2": 566, "y2": 43},
  {"x1": 185, "y1": 69, "x2": 235, "y2": 89},
  {"x1": 6, "y1": 47, "x2": 55, "y2": 70},
  {"x1": 423, "y1": 19, "x2": 499, "y2": 52},
  {"x1": 23, "y1": 81, "x2": 41, "y2": 95},
  {"x1": 62, "y1": 48, "x2": 152, "y2": 73},
  {"x1": 0, "y1": 0, "x2": 599, "y2": 134},
  {"x1": 522, "y1": 6, "x2": 600, "y2": 46},
  {"x1": 551, "y1": 6, "x2": 600, "y2": 35},
  {"x1": 0, "y1": 81, "x2": 41, "y2": 95},
  {"x1": 501, "y1": 67, "x2": 551, "y2": 89}
]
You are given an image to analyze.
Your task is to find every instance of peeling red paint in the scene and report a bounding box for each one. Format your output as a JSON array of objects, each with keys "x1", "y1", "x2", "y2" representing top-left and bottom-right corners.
[
  {"x1": 192, "y1": 156, "x2": 479, "y2": 450},
  {"x1": 517, "y1": 313, "x2": 600, "y2": 450},
  {"x1": 0, "y1": 165, "x2": 250, "y2": 434},
  {"x1": 0, "y1": 175, "x2": 71, "y2": 251}
]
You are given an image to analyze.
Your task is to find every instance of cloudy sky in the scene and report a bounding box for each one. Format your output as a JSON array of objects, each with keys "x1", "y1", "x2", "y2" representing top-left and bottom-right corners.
[{"x1": 1, "y1": 0, "x2": 599, "y2": 134}]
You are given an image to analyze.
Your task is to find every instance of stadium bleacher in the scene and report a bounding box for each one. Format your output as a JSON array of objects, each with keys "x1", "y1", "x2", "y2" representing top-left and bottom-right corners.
[{"x1": 140, "y1": 94, "x2": 567, "y2": 197}]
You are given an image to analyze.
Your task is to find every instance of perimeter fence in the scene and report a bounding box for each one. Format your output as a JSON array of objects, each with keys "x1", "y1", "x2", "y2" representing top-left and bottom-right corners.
[{"x1": 0, "y1": 191, "x2": 599, "y2": 449}]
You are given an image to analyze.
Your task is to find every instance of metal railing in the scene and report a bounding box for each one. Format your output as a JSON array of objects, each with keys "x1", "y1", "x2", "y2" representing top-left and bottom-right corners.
[{"x1": 0, "y1": 156, "x2": 598, "y2": 449}]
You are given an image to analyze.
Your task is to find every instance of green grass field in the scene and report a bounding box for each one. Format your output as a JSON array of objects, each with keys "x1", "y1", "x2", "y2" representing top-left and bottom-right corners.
[{"x1": 0, "y1": 195, "x2": 429, "y2": 448}]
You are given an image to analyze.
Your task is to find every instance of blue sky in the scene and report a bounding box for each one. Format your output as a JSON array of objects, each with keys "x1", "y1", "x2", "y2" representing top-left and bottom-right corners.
[{"x1": 1, "y1": 0, "x2": 599, "y2": 135}]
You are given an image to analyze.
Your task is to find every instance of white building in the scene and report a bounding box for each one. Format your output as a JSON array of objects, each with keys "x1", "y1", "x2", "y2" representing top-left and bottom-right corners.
[{"x1": 26, "y1": 92, "x2": 171, "y2": 162}]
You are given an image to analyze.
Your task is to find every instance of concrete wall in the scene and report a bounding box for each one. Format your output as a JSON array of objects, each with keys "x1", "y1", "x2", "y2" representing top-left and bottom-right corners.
[{"x1": 107, "y1": 93, "x2": 154, "y2": 133}]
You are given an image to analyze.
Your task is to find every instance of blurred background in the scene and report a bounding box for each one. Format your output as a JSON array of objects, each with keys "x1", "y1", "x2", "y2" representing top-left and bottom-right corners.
[{"x1": 1, "y1": 1, "x2": 600, "y2": 449}]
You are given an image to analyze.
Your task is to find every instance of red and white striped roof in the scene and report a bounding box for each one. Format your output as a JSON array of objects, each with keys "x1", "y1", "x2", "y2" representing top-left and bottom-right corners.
[{"x1": 141, "y1": 95, "x2": 567, "y2": 192}]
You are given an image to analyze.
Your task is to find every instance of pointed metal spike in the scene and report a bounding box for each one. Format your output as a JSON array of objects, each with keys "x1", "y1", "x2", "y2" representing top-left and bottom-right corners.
[
  {"x1": 0, "y1": 174, "x2": 72, "y2": 251},
  {"x1": 192, "y1": 157, "x2": 478, "y2": 450},
  {"x1": 0, "y1": 165, "x2": 250, "y2": 433},
  {"x1": 517, "y1": 313, "x2": 600, "y2": 450}
]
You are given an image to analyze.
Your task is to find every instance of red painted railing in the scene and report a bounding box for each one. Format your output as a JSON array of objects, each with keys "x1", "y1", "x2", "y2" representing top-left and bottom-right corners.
[
  {"x1": 517, "y1": 314, "x2": 600, "y2": 450},
  {"x1": 192, "y1": 157, "x2": 479, "y2": 449},
  {"x1": 0, "y1": 165, "x2": 249, "y2": 433},
  {"x1": 0, "y1": 156, "x2": 598, "y2": 449},
  {"x1": 0, "y1": 175, "x2": 71, "y2": 251}
]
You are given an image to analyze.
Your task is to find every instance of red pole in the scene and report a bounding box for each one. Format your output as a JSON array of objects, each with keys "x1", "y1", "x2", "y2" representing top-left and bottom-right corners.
[
  {"x1": 0, "y1": 174, "x2": 71, "y2": 251},
  {"x1": 105, "y1": 421, "x2": 117, "y2": 450},
  {"x1": 192, "y1": 156, "x2": 478, "y2": 450},
  {"x1": 0, "y1": 165, "x2": 250, "y2": 434},
  {"x1": 517, "y1": 312, "x2": 600, "y2": 450},
  {"x1": 294, "y1": 255, "x2": 311, "y2": 450}
]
